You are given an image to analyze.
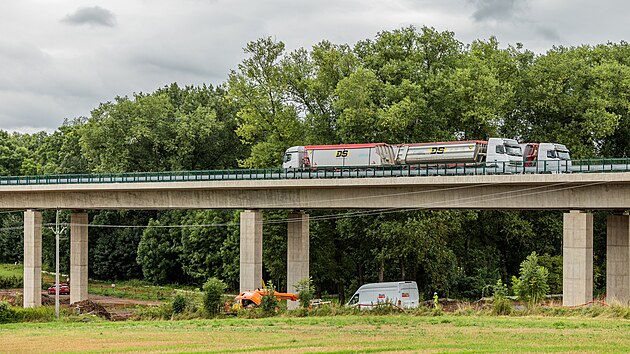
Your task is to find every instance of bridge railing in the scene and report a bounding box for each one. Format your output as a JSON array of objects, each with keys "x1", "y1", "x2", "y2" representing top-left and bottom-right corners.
[{"x1": 0, "y1": 158, "x2": 629, "y2": 185}]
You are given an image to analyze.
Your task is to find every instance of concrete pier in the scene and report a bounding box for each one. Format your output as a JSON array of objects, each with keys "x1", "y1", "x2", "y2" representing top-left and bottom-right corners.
[
  {"x1": 70, "y1": 213, "x2": 89, "y2": 304},
  {"x1": 240, "y1": 210, "x2": 263, "y2": 293},
  {"x1": 607, "y1": 214, "x2": 630, "y2": 305},
  {"x1": 287, "y1": 212, "x2": 309, "y2": 309},
  {"x1": 23, "y1": 210, "x2": 42, "y2": 308},
  {"x1": 563, "y1": 211, "x2": 593, "y2": 306}
]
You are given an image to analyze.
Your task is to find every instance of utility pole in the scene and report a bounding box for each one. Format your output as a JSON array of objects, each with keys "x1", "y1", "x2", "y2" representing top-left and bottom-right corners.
[{"x1": 49, "y1": 210, "x2": 67, "y2": 319}]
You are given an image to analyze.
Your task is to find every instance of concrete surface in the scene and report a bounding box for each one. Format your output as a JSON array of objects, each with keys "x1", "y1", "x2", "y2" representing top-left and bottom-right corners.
[{"x1": 563, "y1": 211, "x2": 593, "y2": 306}]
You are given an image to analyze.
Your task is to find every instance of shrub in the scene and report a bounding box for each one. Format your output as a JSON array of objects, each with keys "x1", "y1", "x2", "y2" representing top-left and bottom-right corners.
[
  {"x1": 492, "y1": 278, "x2": 512, "y2": 315},
  {"x1": 13, "y1": 306, "x2": 55, "y2": 322},
  {"x1": 133, "y1": 304, "x2": 173, "y2": 320},
  {"x1": 294, "y1": 277, "x2": 315, "y2": 309},
  {"x1": 512, "y1": 252, "x2": 550, "y2": 306},
  {"x1": 259, "y1": 282, "x2": 277, "y2": 316},
  {"x1": 202, "y1": 277, "x2": 227, "y2": 316},
  {"x1": 0, "y1": 274, "x2": 23, "y2": 289},
  {"x1": 0, "y1": 301, "x2": 16, "y2": 323},
  {"x1": 171, "y1": 294, "x2": 188, "y2": 315}
]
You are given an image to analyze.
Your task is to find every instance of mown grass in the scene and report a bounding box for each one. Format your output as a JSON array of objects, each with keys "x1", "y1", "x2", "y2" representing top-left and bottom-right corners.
[
  {"x1": 1, "y1": 315, "x2": 629, "y2": 353},
  {"x1": 0, "y1": 263, "x2": 22, "y2": 278}
]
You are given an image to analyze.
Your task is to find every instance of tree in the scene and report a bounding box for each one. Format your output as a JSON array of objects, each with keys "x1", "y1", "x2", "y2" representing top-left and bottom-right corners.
[
  {"x1": 202, "y1": 277, "x2": 227, "y2": 316},
  {"x1": 0, "y1": 213, "x2": 24, "y2": 264},
  {"x1": 136, "y1": 212, "x2": 185, "y2": 284},
  {"x1": 511, "y1": 252, "x2": 550, "y2": 305},
  {"x1": 89, "y1": 211, "x2": 151, "y2": 280},
  {"x1": 80, "y1": 84, "x2": 244, "y2": 172},
  {"x1": 228, "y1": 37, "x2": 305, "y2": 168},
  {"x1": 294, "y1": 277, "x2": 315, "y2": 309}
]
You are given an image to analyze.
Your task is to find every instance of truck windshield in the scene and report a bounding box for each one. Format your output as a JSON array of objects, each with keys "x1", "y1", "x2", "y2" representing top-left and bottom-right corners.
[
  {"x1": 557, "y1": 151, "x2": 570, "y2": 160},
  {"x1": 505, "y1": 145, "x2": 522, "y2": 156},
  {"x1": 283, "y1": 153, "x2": 292, "y2": 163}
]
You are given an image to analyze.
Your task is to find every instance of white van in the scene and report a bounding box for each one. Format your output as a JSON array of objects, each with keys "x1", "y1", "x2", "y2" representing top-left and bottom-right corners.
[{"x1": 346, "y1": 281, "x2": 420, "y2": 309}]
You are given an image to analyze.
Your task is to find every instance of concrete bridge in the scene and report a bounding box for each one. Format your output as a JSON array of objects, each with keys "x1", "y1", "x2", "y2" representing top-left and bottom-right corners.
[{"x1": 9, "y1": 172, "x2": 630, "y2": 308}]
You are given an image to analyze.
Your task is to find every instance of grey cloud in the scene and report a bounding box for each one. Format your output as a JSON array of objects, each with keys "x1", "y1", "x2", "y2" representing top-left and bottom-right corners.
[
  {"x1": 470, "y1": 0, "x2": 527, "y2": 22},
  {"x1": 62, "y1": 6, "x2": 116, "y2": 27},
  {"x1": 536, "y1": 26, "x2": 561, "y2": 42}
]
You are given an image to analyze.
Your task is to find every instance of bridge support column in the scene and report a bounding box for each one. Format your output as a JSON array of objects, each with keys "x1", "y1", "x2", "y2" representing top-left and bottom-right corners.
[
  {"x1": 563, "y1": 211, "x2": 593, "y2": 306},
  {"x1": 23, "y1": 210, "x2": 42, "y2": 308},
  {"x1": 240, "y1": 210, "x2": 262, "y2": 293},
  {"x1": 607, "y1": 213, "x2": 630, "y2": 305},
  {"x1": 287, "y1": 211, "x2": 309, "y2": 310},
  {"x1": 70, "y1": 213, "x2": 89, "y2": 304}
]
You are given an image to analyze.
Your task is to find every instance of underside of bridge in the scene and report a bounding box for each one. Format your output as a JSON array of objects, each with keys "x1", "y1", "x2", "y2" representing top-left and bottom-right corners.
[
  {"x1": 21, "y1": 209, "x2": 630, "y2": 308},
  {"x1": 22, "y1": 209, "x2": 311, "y2": 310}
]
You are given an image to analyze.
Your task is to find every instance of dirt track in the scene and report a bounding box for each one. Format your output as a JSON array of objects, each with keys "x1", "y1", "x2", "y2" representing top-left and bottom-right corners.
[{"x1": 0, "y1": 289, "x2": 161, "y2": 307}]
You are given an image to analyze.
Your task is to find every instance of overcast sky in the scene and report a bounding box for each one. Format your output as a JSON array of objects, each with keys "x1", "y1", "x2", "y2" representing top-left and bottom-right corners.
[{"x1": 1, "y1": 0, "x2": 628, "y2": 133}]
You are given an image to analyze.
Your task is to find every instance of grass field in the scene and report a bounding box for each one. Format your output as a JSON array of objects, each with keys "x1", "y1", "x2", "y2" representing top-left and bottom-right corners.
[{"x1": 1, "y1": 315, "x2": 629, "y2": 353}]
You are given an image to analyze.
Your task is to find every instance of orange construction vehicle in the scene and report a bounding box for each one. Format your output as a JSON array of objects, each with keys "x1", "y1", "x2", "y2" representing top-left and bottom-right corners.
[{"x1": 231, "y1": 289, "x2": 298, "y2": 310}]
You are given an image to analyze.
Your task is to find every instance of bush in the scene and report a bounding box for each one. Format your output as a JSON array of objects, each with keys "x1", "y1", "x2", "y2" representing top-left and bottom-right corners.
[
  {"x1": 132, "y1": 304, "x2": 173, "y2": 320},
  {"x1": 0, "y1": 274, "x2": 23, "y2": 289},
  {"x1": 492, "y1": 278, "x2": 512, "y2": 315},
  {"x1": 171, "y1": 294, "x2": 188, "y2": 315},
  {"x1": 512, "y1": 252, "x2": 550, "y2": 306},
  {"x1": 0, "y1": 301, "x2": 16, "y2": 323},
  {"x1": 259, "y1": 282, "x2": 277, "y2": 316},
  {"x1": 13, "y1": 306, "x2": 55, "y2": 322},
  {"x1": 202, "y1": 277, "x2": 227, "y2": 316},
  {"x1": 294, "y1": 277, "x2": 315, "y2": 309}
]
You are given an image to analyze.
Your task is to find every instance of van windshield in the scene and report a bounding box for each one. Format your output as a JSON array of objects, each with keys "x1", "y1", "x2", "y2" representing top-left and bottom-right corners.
[{"x1": 348, "y1": 294, "x2": 359, "y2": 305}]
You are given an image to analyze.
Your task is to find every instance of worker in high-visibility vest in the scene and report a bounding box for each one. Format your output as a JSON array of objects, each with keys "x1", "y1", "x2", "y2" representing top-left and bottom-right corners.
[{"x1": 433, "y1": 292, "x2": 439, "y2": 308}]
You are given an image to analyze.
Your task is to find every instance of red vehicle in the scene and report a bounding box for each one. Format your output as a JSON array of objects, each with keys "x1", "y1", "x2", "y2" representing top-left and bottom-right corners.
[{"x1": 47, "y1": 283, "x2": 70, "y2": 295}]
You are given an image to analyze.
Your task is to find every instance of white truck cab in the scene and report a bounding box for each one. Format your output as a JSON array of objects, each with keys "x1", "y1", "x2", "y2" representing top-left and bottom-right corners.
[
  {"x1": 486, "y1": 138, "x2": 523, "y2": 166},
  {"x1": 523, "y1": 142, "x2": 571, "y2": 172},
  {"x1": 282, "y1": 146, "x2": 306, "y2": 169}
]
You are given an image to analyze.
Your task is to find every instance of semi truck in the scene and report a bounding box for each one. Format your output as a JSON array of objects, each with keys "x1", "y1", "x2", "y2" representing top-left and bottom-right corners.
[
  {"x1": 395, "y1": 138, "x2": 522, "y2": 166},
  {"x1": 521, "y1": 142, "x2": 571, "y2": 172},
  {"x1": 346, "y1": 281, "x2": 420, "y2": 309},
  {"x1": 282, "y1": 138, "x2": 522, "y2": 169}
]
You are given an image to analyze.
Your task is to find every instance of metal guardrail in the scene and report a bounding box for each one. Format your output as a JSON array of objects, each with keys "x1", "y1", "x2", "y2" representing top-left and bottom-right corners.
[{"x1": 0, "y1": 158, "x2": 628, "y2": 185}]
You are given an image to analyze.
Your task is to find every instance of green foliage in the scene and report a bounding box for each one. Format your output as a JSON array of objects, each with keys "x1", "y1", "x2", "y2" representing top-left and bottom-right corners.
[
  {"x1": 492, "y1": 279, "x2": 512, "y2": 315},
  {"x1": 80, "y1": 84, "x2": 244, "y2": 172},
  {"x1": 202, "y1": 277, "x2": 227, "y2": 316},
  {"x1": 90, "y1": 211, "x2": 149, "y2": 280},
  {"x1": 537, "y1": 254, "x2": 563, "y2": 294},
  {"x1": 228, "y1": 37, "x2": 305, "y2": 168},
  {"x1": 0, "y1": 301, "x2": 15, "y2": 323},
  {"x1": 133, "y1": 304, "x2": 173, "y2": 321},
  {"x1": 171, "y1": 294, "x2": 188, "y2": 315},
  {"x1": 294, "y1": 277, "x2": 315, "y2": 309},
  {"x1": 136, "y1": 212, "x2": 185, "y2": 284},
  {"x1": 259, "y1": 282, "x2": 278, "y2": 315},
  {"x1": 511, "y1": 252, "x2": 550, "y2": 306},
  {"x1": 0, "y1": 302, "x2": 56, "y2": 323},
  {"x1": 0, "y1": 274, "x2": 22, "y2": 289},
  {"x1": 0, "y1": 214, "x2": 24, "y2": 264}
]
